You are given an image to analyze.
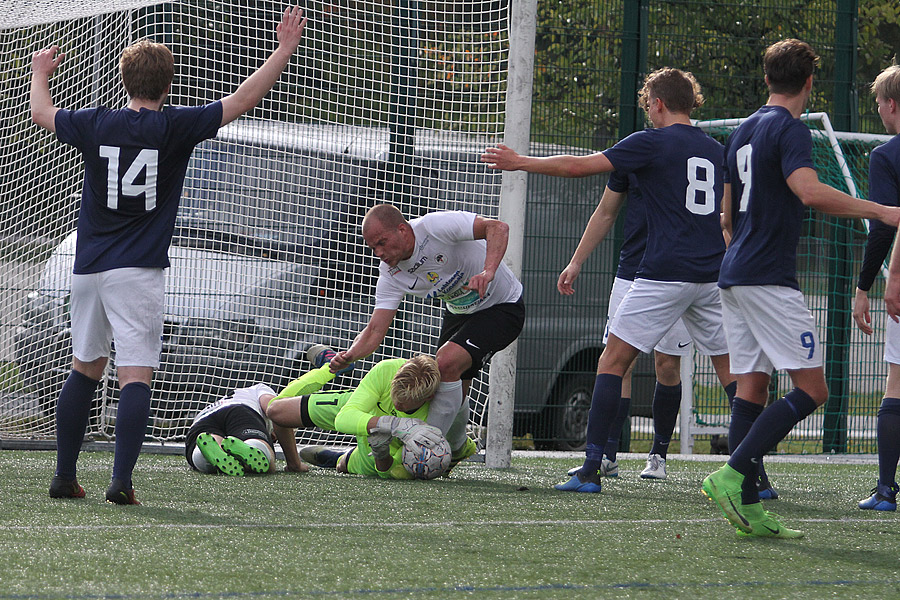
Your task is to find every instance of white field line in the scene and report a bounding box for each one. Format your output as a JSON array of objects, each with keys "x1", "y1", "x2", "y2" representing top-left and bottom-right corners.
[{"x1": 0, "y1": 516, "x2": 888, "y2": 532}]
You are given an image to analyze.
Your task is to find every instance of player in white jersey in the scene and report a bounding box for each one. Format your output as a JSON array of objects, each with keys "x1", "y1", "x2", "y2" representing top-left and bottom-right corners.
[
  {"x1": 185, "y1": 383, "x2": 308, "y2": 476},
  {"x1": 702, "y1": 40, "x2": 900, "y2": 538},
  {"x1": 855, "y1": 65, "x2": 900, "y2": 511},
  {"x1": 32, "y1": 7, "x2": 307, "y2": 504},
  {"x1": 327, "y1": 205, "x2": 524, "y2": 462},
  {"x1": 483, "y1": 68, "x2": 736, "y2": 493}
]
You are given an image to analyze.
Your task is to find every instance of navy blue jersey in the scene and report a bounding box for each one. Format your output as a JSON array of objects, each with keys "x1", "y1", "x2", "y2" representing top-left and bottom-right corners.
[
  {"x1": 718, "y1": 106, "x2": 815, "y2": 290},
  {"x1": 607, "y1": 171, "x2": 645, "y2": 281},
  {"x1": 55, "y1": 102, "x2": 223, "y2": 274},
  {"x1": 603, "y1": 124, "x2": 725, "y2": 283},
  {"x1": 857, "y1": 135, "x2": 900, "y2": 291}
]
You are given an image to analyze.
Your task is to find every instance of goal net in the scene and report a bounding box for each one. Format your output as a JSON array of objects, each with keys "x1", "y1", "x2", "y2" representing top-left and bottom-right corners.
[
  {"x1": 0, "y1": 0, "x2": 509, "y2": 448},
  {"x1": 689, "y1": 112, "x2": 891, "y2": 453}
]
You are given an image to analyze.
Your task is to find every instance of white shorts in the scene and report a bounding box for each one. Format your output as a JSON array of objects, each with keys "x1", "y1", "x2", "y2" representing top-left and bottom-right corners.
[
  {"x1": 70, "y1": 268, "x2": 165, "y2": 368},
  {"x1": 885, "y1": 316, "x2": 900, "y2": 365},
  {"x1": 603, "y1": 277, "x2": 692, "y2": 356},
  {"x1": 720, "y1": 285, "x2": 823, "y2": 374},
  {"x1": 610, "y1": 279, "x2": 728, "y2": 356}
]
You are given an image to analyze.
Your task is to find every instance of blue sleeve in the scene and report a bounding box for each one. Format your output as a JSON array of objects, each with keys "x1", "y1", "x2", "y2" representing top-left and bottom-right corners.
[
  {"x1": 779, "y1": 121, "x2": 815, "y2": 179},
  {"x1": 167, "y1": 102, "x2": 222, "y2": 148},
  {"x1": 607, "y1": 171, "x2": 629, "y2": 193},
  {"x1": 602, "y1": 130, "x2": 654, "y2": 175},
  {"x1": 55, "y1": 107, "x2": 100, "y2": 151},
  {"x1": 858, "y1": 149, "x2": 900, "y2": 291}
]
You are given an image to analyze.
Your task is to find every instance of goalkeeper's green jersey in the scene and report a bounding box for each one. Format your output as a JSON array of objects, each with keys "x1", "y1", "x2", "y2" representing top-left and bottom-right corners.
[{"x1": 334, "y1": 358, "x2": 430, "y2": 479}]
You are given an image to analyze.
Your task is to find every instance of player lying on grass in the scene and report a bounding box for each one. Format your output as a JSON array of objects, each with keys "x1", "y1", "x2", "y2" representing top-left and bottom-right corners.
[
  {"x1": 184, "y1": 383, "x2": 309, "y2": 477},
  {"x1": 267, "y1": 349, "x2": 477, "y2": 479}
]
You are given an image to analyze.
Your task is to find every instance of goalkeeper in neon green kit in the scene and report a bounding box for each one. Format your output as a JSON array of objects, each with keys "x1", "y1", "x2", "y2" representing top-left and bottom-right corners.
[{"x1": 266, "y1": 352, "x2": 478, "y2": 478}]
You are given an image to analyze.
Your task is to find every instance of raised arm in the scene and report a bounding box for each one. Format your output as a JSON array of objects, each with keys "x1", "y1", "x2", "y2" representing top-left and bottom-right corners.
[
  {"x1": 465, "y1": 216, "x2": 509, "y2": 298},
  {"x1": 30, "y1": 46, "x2": 65, "y2": 132},
  {"x1": 219, "y1": 6, "x2": 307, "y2": 126},
  {"x1": 558, "y1": 186, "x2": 626, "y2": 295},
  {"x1": 481, "y1": 144, "x2": 614, "y2": 178}
]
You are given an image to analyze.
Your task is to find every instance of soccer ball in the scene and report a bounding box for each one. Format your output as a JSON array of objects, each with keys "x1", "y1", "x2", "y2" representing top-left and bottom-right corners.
[{"x1": 401, "y1": 437, "x2": 452, "y2": 480}]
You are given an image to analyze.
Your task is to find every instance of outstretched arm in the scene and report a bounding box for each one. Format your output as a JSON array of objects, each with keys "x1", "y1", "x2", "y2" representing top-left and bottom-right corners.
[
  {"x1": 220, "y1": 6, "x2": 307, "y2": 126},
  {"x1": 30, "y1": 46, "x2": 65, "y2": 132},
  {"x1": 787, "y1": 167, "x2": 900, "y2": 226},
  {"x1": 329, "y1": 308, "x2": 396, "y2": 373},
  {"x1": 481, "y1": 144, "x2": 614, "y2": 178},
  {"x1": 558, "y1": 186, "x2": 626, "y2": 295}
]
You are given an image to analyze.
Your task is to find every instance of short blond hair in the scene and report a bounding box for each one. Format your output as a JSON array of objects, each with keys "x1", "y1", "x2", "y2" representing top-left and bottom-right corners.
[
  {"x1": 390, "y1": 355, "x2": 440, "y2": 411},
  {"x1": 119, "y1": 38, "x2": 174, "y2": 102},
  {"x1": 872, "y1": 65, "x2": 900, "y2": 103}
]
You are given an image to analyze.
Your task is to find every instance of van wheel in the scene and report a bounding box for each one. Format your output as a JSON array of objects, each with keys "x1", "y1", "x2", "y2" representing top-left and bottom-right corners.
[{"x1": 550, "y1": 373, "x2": 593, "y2": 451}]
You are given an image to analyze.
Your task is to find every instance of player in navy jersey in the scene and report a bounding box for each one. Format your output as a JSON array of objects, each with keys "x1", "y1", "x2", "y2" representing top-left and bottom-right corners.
[
  {"x1": 855, "y1": 65, "x2": 900, "y2": 511},
  {"x1": 702, "y1": 40, "x2": 900, "y2": 538},
  {"x1": 555, "y1": 171, "x2": 693, "y2": 481},
  {"x1": 31, "y1": 6, "x2": 307, "y2": 504},
  {"x1": 483, "y1": 67, "x2": 736, "y2": 493}
]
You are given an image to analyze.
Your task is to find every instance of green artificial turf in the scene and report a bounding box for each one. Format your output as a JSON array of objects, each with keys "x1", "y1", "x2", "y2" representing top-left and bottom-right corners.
[{"x1": 1, "y1": 450, "x2": 898, "y2": 599}]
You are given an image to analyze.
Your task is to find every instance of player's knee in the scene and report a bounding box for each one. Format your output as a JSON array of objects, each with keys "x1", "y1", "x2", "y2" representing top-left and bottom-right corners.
[
  {"x1": 191, "y1": 445, "x2": 217, "y2": 474},
  {"x1": 245, "y1": 438, "x2": 275, "y2": 466},
  {"x1": 435, "y1": 350, "x2": 467, "y2": 381},
  {"x1": 265, "y1": 398, "x2": 293, "y2": 425}
]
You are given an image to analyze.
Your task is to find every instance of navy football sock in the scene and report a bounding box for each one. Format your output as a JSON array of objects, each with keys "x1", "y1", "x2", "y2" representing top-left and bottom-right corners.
[
  {"x1": 579, "y1": 374, "x2": 622, "y2": 478},
  {"x1": 603, "y1": 396, "x2": 631, "y2": 462},
  {"x1": 724, "y1": 380, "x2": 737, "y2": 404},
  {"x1": 728, "y1": 397, "x2": 764, "y2": 454},
  {"x1": 55, "y1": 370, "x2": 101, "y2": 480},
  {"x1": 730, "y1": 388, "x2": 817, "y2": 480},
  {"x1": 650, "y1": 382, "x2": 681, "y2": 459},
  {"x1": 112, "y1": 382, "x2": 152, "y2": 488},
  {"x1": 877, "y1": 398, "x2": 900, "y2": 487}
]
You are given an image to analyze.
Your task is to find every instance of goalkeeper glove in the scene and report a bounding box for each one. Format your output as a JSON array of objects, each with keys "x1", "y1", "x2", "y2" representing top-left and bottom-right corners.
[{"x1": 369, "y1": 416, "x2": 444, "y2": 451}]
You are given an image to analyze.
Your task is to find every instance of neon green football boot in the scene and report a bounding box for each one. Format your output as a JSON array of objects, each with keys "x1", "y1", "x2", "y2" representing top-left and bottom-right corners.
[
  {"x1": 736, "y1": 503, "x2": 804, "y2": 539},
  {"x1": 701, "y1": 464, "x2": 751, "y2": 533}
]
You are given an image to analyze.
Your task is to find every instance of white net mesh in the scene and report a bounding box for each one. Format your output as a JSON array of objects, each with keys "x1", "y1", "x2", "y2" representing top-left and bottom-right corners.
[{"x1": 0, "y1": 0, "x2": 509, "y2": 445}]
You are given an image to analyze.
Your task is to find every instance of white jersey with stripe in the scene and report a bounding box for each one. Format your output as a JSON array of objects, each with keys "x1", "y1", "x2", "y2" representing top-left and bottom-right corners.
[
  {"x1": 373, "y1": 211, "x2": 522, "y2": 315},
  {"x1": 191, "y1": 383, "x2": 275, "y2": 432}
]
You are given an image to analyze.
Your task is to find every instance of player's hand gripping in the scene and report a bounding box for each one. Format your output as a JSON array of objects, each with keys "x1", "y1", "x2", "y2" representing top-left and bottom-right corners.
[
  {"x1": 481, "y1": 144, "x2": 524, "y2": 171},
  {"x1": 368, "y1": 416, "x2": 444, "y2": 458},
  {"x1": 276, "y1": 6, "x2": 307, "y2": 53},
  {"x1": 32, "y1": 46, "x2": 65, "y2": 77}
]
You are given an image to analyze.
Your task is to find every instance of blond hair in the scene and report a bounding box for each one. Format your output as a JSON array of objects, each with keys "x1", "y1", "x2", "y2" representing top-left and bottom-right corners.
[
  {"x1": 119, "y1": 39, "x2": 174, "y2": 102},
  {"x1": 390, "y1": 355, "x2": 440, "y2": 411},
  {"x1": 872, "y1": 65, "x2": 900, "y2": 103}
]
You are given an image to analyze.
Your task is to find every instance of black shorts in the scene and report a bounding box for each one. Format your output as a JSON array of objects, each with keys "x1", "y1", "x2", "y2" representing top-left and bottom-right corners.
[
  {"x1": 184, "y1": 405, "x2": 270, "y2": 467},
  {"x1": 437, "y1": 295, "x2": 525, "y2": 380}
]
